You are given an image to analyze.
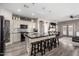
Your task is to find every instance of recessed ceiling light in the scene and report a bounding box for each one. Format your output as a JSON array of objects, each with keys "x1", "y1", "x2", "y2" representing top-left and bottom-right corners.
[
  {"x1": 42, "y1": 7, "x2": 46, "y2": 10},
  {"x1": 32, "y1": 13, "x2": 35, "y2": 16},
  {"x1": 32, "y1": 3, "x2": 35, "y2": 6},
  {"x1": 17, "y1": 9, "x2": 21, "y2": 12},
  {"x1": 49, "y1": 10, "x2": 52, "y2": 13},
  {"x1": 24, "y1": 5, "x2": 29, "y2": 8}
]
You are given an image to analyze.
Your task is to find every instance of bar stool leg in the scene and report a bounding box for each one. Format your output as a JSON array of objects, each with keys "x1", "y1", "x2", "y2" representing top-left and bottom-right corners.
[
  {"x1": 31, "y1": 43, "x2": 35, "y2": 56},
  {"x1": 44, "y1": 41, "x2": 46, "y2": 54},
  {"x1": 50, "y1": 39, "x2": 53, "y2": 50},
  {"x1": 37, "y1": 43, "x2": 39, "y2": 53},
  {"x1": 49, "y1": 40, "x2": 51, "y2": 51},
  {"x1": 57, "y1": 37, "x2": 59, "y2": 46},
  {"x1": 33, "y1": 44, "x2": 36, "y2": 56},
  {"x1": 41, "y1": 42, "x2": 43, "y2": 55},
  {"x1": 54, "y1": 38, "x2": 57, "y2": 48}
]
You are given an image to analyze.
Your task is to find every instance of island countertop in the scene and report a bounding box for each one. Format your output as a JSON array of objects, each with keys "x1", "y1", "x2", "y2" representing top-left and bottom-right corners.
[{"x1": 24, "y1": 32, "x2": 58, "y2": 39}]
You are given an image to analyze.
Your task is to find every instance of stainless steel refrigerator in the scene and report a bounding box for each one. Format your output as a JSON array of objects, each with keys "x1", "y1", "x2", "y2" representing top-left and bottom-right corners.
[{"x1": 0, "y1": 16, "x2": 5, "y2": 56}]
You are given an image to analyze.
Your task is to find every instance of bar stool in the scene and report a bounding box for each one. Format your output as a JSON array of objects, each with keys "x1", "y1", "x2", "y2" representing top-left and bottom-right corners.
[
  {"x1": 50, "y1": 38, "x2": 54, "y2": 50},
  {"x1": 45, "y1": 39, "x2": 49, "y2": 51},
  {"x1": 31, "y1": 41, "x2": 42, "y2": 56},
  {"x1": 41, "y1": 40, "x2": 46, "y2": 55},
  {"x1": 44, "y1": 40, "x2": 46, "y2": 54},
  {"x1": 45, "y1": 39, "x2": 50, "y2": 51},
  {"x1": 31, "y1": 42, "x2": 37, "y2": 56},
  {"x1": 36, "y1": 41, "x2": 40, "y2": 53},
  {"x1": 44, "y1": 39, "x2": 48, "y2": 49},
  {"x1": 53, "y1": 38, "x2": 57, "y2": 48},
  {"x1": 39, "y1": 40, "x2": 43, "y2": 55},
  {"x1": 48, "y1": 39, "x2": 51, "y2": 51},
  {"x1": 36, "y1": 40, "x2": 45, "y2": 56},
  {"x1": 38, "y1": 41, "x2": 41, "y2": 53},
  {"x1": 35, "y1": 41, "x2": 40, "y2": 54}
]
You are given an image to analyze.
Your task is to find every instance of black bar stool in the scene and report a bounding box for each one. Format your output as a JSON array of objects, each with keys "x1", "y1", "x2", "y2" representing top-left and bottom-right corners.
[
  {"x1": 41, "y1": 40, "x2": 46, "y2": 55},
  {"x1": 31, "y1": 42, "x2": 37, "y2": 56},
  {"x1": 45, "y1": 39, "x2": 50, "y2": 51},
  {"x1": 53, "y1": 38, "x2": 57, "y2": 48},
  {"x1": 35, "y1": 41, "x2": 40, "y2": 54},
  {"x1": 40, "y1": 41, "x2": 43, "y2": 55},
  {"x1": 45, "y1": 39, "x2": 49, "y2": 51},
  {"x1": 44, "y1": 39, "x2": 48, "y2": 49},
  {"x1": 36, "y1": 41, "x2": 41, "y2": 53},
  {"x1": 50, "y1": 38, "x2": 54, "y2": 50},
  {"x1": 48, "y1": 39, "x2": 51, "y2": 51}
]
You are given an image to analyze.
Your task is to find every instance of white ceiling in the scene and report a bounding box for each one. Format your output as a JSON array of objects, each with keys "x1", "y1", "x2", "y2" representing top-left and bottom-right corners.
[{"x1": 0, "y1": 3, "x2": 79, "y2": 22}]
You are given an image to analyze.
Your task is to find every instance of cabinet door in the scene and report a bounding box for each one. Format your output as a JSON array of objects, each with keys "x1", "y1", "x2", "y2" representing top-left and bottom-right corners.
[
  {"x1": 68, "y1": 25, "x2": 74, "y2": 36},
  {"x1": 63, "y1": 26, "x2": 67, "y2": 35}
]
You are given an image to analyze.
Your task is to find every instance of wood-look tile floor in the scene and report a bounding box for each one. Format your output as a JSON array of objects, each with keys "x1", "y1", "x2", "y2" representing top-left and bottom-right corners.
[
  {"x1": 48, "y1": 37, "x2": 79, "y2": 56},
  {"x1": 5, "y1": 37, "x2": 79, "y2": 56},
  {"x1": 5, "y1": 42, "x2": 27, "y2": 56}
]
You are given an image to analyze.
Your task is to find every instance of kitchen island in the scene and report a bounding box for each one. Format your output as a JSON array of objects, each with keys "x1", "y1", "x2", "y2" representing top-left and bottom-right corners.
[{"x1": 24, "y1": 32, "x2": 59, "y2": 56}]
